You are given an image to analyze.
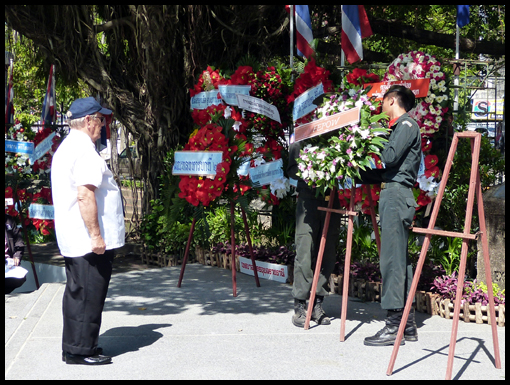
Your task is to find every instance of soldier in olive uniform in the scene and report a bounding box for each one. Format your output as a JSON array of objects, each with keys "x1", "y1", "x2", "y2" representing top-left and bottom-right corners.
[
  {"x1": 287, "y1": 140, "x2": 342, "y2": 328},
  {"x1": 357, "y1": 85, "x2": 422, "y2": 346}
]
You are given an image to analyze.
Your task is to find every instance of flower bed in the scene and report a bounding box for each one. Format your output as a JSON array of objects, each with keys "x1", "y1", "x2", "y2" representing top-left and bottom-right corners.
[{"x1": 436, "y1": 298, "x2": 505, "y2": 327}]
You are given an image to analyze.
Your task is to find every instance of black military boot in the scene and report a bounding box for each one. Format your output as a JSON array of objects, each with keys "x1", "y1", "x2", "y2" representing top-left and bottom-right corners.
[
  {"x1": 404, "y1": 307, "x2": 418, "y2": 342},
  {"x1": 364, "y1": 309, "x2": 406, "y2": 346},
  {"x1": 292, "y1": 299, "x2": 307, "y2": 328},
  {"x1": 311, "y1": 295, "x2": 331, "y2": 325}
]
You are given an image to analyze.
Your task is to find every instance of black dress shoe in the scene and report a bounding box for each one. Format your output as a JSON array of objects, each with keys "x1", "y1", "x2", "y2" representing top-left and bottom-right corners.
[
  {"x1": 364, "y1": 324, "x2": 406, "y2": 346},
  {"x1": 64, "y1": 352, "x2": 112, "y2": 365},
  {"x1": 62, "y1": 347, "x2": 103, "y2": 362}
]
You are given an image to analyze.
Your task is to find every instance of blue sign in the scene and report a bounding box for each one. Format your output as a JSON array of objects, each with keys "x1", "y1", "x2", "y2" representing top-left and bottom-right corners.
[
  {"x1": 190, "y1": 90, "x2": 224, "y2": 110},
  {"x1": 5, "y1": 140, "x2": 34, "y2": 155},
  {"x1": 30, "y1": 132, "x2": 56, "y2": 164},
  {"x1": 292, "y1": 83, "x2": 324, "y2": 121},
  {"x1": 249, "y1": 159, "x2": 284, "y2": 186},
  {"x1": 218, "y1": 85, "x2": 251, "y2": 106},
  {"x1": 172, "y1": 151, "x2": 223, "y2": 176},
  {"x1": 29, "y1": 204, "x2": 54, "y2": 220}
]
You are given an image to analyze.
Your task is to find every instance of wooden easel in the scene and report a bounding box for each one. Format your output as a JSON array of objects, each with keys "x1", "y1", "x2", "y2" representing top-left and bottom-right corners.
[
  {"x1": 304, "y1": 184, "x2": 381, "y2": 342},
  {"x1": 177, "y1": 201, "x2": 261, "y2": 297},
  {"x1": 386, "y1": 131, "x2": 501, "y2": 380}
]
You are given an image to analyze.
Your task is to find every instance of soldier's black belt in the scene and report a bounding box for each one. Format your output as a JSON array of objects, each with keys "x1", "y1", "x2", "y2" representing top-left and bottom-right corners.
[{"x1": 380, "y1": 182, "x2": 410, "y2": 190}]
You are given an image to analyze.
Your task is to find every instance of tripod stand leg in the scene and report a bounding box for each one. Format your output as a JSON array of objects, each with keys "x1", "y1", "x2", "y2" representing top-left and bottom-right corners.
[
  {"x1": 475, "y1": 170, "x2": 501, "y2": 369},
  {"x1": 240, "y1": 207, "x2": 261, "y2": 287},
  {"x1": 445, "y1": 238, "x2": 469, "y2": 380},
  {"x1": 340, "y1": 185, "x2": 356, "y2": 341},
  {"x1": 177, "y1": 217, "x2": 196, "y2": 288},
  {"x1": 230, "y1": 202, "x2": 237, "y2": 297},
  {"x1": 304, "y1": 188, "x2": 336, "y2": 330},
  {"x1": 386, "y1": 233, "x2": 432, "y2": 375}
]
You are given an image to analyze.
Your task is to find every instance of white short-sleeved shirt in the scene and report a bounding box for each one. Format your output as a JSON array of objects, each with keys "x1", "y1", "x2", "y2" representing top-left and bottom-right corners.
[{"x1": 51, "y1": 129, "x2": 125, "y2": 257}]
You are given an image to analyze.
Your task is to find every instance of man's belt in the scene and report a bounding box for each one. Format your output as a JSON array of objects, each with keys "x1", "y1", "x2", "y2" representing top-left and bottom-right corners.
[{"x1": 380, "y1": 181, "x2": 408, "y2": 189}]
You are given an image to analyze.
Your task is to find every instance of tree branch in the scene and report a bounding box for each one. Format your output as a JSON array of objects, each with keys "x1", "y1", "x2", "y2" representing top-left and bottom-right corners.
[
  {"x1": 315, "y1": 18, "x2": 505, "y2": 57},
  {"x1": 95, "y1": 16, "x2": 136, "y2": 33}
]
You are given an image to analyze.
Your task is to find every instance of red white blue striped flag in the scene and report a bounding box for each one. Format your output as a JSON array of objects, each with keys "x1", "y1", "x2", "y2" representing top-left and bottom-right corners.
[
  {"x1": 41, "y1": 64, "x2": 56, "y2": 127},
  {"x1": 341, "y1": 5, "x2": 372, "y2": 64},
  {"x1": 286, "y1": 5, "x2": 315, "y2": 59}
]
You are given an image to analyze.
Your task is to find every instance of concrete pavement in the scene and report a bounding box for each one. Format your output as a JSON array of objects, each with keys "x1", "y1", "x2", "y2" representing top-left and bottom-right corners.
[{"x1": 5, "y1": 264, "x2": 506, "y2": 380}]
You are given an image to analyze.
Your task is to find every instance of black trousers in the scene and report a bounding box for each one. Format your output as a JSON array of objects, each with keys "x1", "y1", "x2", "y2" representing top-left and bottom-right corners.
[
  {"x1": 292, "y1": 190, "x2": 341, "y2": 300},
  {"x1": 62, "y1": 250, "x2": 114, "y2": 355}
]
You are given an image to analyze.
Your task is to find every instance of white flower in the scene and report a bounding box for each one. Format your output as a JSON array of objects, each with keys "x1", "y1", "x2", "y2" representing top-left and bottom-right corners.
[
  {"x1": 316, "y1": 151, "x2": 327, "y2": 161},
  {"x1": 232, "y1": 121, "x2": 242, "y2": 132},
  {"x1": 417, "y1": 175, "x2": 439, "y2": 192},
  {"x1": 223, "y1": 106, "x2": 232, "y2": 119},
  {"x1": 359, "y1": 129, "x2": 370, "y2": 139},
  {"x1": 270, "y1": 177, "x2": 290, "y2": 199},
  {"x1": 253, "y1": 157, "x2": 266, "y2": 167}
]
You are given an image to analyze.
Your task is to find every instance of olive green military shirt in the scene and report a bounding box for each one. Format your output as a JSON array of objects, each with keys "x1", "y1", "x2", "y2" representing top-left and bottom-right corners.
[{"x1": 358, "y1": 113, "x2": 422, "y2": 187}]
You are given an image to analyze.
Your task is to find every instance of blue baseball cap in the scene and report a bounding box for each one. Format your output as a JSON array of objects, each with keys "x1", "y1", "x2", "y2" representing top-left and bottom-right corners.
[{"x1": 66, "y1": 97, "x2": 112, "y2": 119}]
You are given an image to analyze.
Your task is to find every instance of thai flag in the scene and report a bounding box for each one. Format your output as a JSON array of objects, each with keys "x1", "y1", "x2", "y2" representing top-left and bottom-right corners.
[
  {"x1": 457, "y1": 5, "x2": 470, "y2": 28},
  {"x1": 41, "y1": 64, "x2": 56, "y2": 127},
  {"x1": 286, "y1": 5, "x2": 315, "y2": 58},
  {"x1": 5, "y1": 64, "x2": 14, "y2": 125},
  {"x1": 341, "y1": 5, "x2": 373, "y2": 64}
]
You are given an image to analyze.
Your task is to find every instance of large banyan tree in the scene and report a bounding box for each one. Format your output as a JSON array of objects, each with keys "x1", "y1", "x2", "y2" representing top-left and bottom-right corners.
[
  {"x1": 5, "y1": 5, "x2": 505, "y2": 214},
  {"x1": 5, "y1": 5, "x2": 294, "y2": 213}
]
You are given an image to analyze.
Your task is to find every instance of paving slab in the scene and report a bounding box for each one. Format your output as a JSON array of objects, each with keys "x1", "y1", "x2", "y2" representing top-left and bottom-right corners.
[{"x1": 5, "y1": 264, "x2": 506, "y2": 380}]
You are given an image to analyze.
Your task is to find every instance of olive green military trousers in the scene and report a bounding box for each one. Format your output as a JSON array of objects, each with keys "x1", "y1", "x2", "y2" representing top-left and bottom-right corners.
[
  {"x1": 292, "y1": 190, "x2": 341, "y2": 300},
  {"x1": 378, "y1": 183, "x2": 418, "y2": 310}
]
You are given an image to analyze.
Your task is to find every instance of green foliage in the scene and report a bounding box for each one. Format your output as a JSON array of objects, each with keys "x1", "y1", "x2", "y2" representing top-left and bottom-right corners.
[
  {"x1": 471, "y1": 281, "x2": 505, "y2": 301},
  {"x1": 438, "y1": 237, "x2": 462, "y2": 277},
  {"x1": 5, "y1": 33, "x2": 88, "y2": 124},
  {"x1": 338, "y1": 215, "x2": 379, "y2": 264},
  {"x1": 434, "y1": 134, "x2": 505, "y2": 233}
]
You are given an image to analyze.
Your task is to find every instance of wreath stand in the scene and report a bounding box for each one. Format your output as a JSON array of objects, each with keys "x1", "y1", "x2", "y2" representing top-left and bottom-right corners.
[
  {"x1": 304, "y1": 183, "x2": 382, "y2": 342},
  {"x1": 11, "y1": 183, "x2": 41, "y2": 290},
  {"x1": 177, "y1": 201, "x2": 261, "y2": 297},
  {"x1": 386, "y1": 131, "x2": 501, "y2": 380}
]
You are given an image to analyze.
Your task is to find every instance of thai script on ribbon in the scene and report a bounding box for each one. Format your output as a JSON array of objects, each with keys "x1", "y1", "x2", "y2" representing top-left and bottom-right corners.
[
  {"x1": 292, "y1": 82, "x2": 324, "y2": 121},
  {"x1": 236, "y1": 94, "x2": 281, "y2": 124},
  {"x1": 239, "y1": 257, "x2": 288, "y2": 283},
  {"x1": 218, "y1": 85, "x2": 252, "y2": 106},
  {"x1": 190, "y1": 90, "x2": 224, "y2": 110},
  {"x1": 5, "y1": 140, "x2": 34, "y2": 155},
  {"x1": 249, "y1": 159, "x2": 284, "y2": 186},
  {"x1": 28, "y1": 203, "x2": 54, "y2": 220},
  {"x1": 172, "y1": 151, "x2": 223, "y2": 176}
]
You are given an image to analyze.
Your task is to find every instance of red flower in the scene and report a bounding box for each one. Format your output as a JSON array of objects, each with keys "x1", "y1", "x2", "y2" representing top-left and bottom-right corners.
[
  {"x1": 230, "y1": 66, "x2": 255, "y2": 85},
  {"x1": 417, "y1": 191, "x2": 432, "y2": 207},
  {"x1": 216, "y1": 162, "x2": 230, "y2": 178},
  {"x1": 425, "y1": 155, "x2": 439, "y2": 170},
  {"x1": 346, "y1": 68, "x2": 377, "y2": 86},
  {"x1": 370, "y1": 153, "x2": 384, "y2": 169},
  {"x1": 424, "y1": 166, "x2": 440, "y2": 179},
  {"x1": 421, "y1": 138, "x2": 432, "y2": 153}
]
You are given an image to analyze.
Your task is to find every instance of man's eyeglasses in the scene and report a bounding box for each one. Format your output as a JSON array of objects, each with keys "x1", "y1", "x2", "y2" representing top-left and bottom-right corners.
[{"x1": 92, "y1": 115, "x2": 105, "y2": 123}]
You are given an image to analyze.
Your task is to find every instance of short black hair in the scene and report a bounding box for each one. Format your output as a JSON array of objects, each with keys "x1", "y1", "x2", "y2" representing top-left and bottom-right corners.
[{"x1": 383, "y1": 85, "x2": 416, "y2": 112}]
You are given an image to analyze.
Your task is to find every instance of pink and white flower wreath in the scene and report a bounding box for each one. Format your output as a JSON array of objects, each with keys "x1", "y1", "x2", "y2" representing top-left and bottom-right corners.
[{"x1": 384, "y1": 51, "x2": 449, "y2": 139}]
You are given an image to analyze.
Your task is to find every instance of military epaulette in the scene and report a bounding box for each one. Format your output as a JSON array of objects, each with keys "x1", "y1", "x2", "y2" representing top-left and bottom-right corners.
[{"x1": 402, "y1": 120, "x2": 413, "y2": 127}]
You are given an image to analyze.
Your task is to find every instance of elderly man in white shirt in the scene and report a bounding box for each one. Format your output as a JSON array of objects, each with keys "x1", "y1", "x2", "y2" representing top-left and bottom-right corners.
[{"x1": 51, "y1": 97, "x2": 124, "y2": 365}]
